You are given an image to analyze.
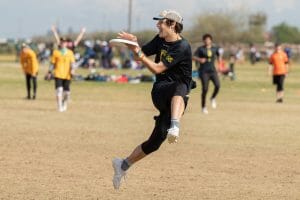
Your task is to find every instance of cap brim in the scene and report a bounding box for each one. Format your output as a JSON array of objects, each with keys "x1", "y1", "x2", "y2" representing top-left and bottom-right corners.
[{"x1": 153, "y1": 17, "x2": 164, "y2": 20}]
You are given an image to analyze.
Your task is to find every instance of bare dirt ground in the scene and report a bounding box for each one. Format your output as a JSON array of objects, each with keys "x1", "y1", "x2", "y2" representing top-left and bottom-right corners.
[{"x1": 0, "y1": 62, "x2": 299, "y2": 199}]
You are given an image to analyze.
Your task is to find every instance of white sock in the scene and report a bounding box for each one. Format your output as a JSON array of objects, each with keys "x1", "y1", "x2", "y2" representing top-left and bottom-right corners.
[
  {"x1": 170, "y1": 119, "x2": 180, "y2": 129},
  {"x1": 56, "y1": 87, "x2": 63, "y2": 110}
]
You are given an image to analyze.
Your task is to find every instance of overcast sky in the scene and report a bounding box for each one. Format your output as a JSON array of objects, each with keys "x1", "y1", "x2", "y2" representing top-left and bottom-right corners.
[{"x1": 0, "y1": 0, "x2": 299, "y2": 38}]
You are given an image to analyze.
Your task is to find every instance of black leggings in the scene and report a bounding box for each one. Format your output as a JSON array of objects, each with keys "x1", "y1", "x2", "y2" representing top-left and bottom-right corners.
[
  {"x1": 200, "y1": 71, "x2": 220, "y2": 108},
  {"x1": 25, "y1": 74, "x2": 37, "y2": 97},
  {"x1": 141, "y1": 113, "x2": 171, "y2": 155},
  {"x1": 141, "y1": 82, "x2": 189, "y2": 155}
]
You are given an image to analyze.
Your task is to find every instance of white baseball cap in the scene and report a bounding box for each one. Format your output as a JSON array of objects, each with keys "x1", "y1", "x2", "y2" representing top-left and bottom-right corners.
[{"x1": 153, "y1": 9, "x2": 183, "y2": 24}]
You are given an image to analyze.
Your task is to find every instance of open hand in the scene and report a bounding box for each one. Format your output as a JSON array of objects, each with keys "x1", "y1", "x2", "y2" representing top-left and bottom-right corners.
[
  {"x1": 118, "y1": 31, "x2": 137, "y2": 42},
  {"x1": 118, "y1": 31, "x2": 140, "y2": 53},
  {"x1": 199, "y1": 58, "x2": 207, "y2": 63},
  {"x1": 51, "y1": 25, "x2": 57, "y2": 32},
  {"x1": 81, "y1": 27, "x2": 86, "y2": 33}
]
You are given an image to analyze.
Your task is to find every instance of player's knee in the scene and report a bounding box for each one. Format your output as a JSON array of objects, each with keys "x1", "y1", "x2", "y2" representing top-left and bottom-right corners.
[
  {"x1": 56, "y1": 87, "x2": 63, "y2": 97},
  {"x1": 141, "y1": 139, "x2": 164, "y2": 155},
  {"x1": 202, "y1": 87, "x2": 208, "y2": 94},
  {"x1": 64, "y1": 91, "x2": 71, "y2": 96},
  {"x1": 277, "y1": 87, "x2": 283, "y2": 92}
]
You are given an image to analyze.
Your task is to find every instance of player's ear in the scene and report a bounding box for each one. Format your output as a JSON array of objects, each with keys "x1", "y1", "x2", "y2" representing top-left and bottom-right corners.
[
  {"x1": 170, "y1": 22, "x2": 176, "y2": 32},
  {"x1": 171, "y1": 21, "x2": 176, "y2": 28}
]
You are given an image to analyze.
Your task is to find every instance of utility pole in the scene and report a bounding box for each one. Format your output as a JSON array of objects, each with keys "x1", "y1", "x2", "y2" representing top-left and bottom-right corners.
[{"x1": 128, "y1": 0, "x2": 132, "y2": 32}]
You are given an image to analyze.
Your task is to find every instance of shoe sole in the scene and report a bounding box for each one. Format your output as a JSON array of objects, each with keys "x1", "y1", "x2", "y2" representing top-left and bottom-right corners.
[{"x1": 167, "y1": 133, "x2": 178, "y2": 143}]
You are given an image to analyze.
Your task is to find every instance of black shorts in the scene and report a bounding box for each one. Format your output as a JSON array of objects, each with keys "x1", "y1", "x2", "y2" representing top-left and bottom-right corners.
[
  {"x1": 273, "y1": 75, "x2": 285, "y2": 92},
  {"x1": 151, "y1": 81, "x2": 189, "y2": 113},
  {"x1": 55, "y1": 78, "x2": 71, "y2": 91}
]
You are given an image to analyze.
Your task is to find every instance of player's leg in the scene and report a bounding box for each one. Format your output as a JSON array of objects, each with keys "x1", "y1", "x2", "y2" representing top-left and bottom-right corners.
[
  {"x1": 200, "y1": 72, "x2": 209, "y2": 113},
  {"x1": 124, "y1": 114, "x2": 169, "y2": 166},
  {"x1": 167, "y1": 83, "x2": 188, "y2": 143},
  {"x1": 62, "y1": 80, "x2": 71, "y2": 111},
  {"x1": 171, "y1": 95, "x2": 185, "y2": 122},
  {"x1": 55, "y1": 78, "x2": 64, "y2": 112},
  {"x1": 112, "y1": 112, "x2": 170, "y2": 189},
  {"x1": 112, "y1": 85, "x2": 171, "y2": 189},
  {"x1": 25, "y1": 74, "x2": 31, "y2": 99},
  {"x1": 230, "y1": 64, "x2": 235, "y2": 80},
  {"x1": 32, "y1": 76, "x2": 37, "y2": 99},
  {"x1": 276, "y1": 75, "x2": 285, "y2": 103},
  {"x1": 210, "y1": 72, "x2": 220, "y2": 109}
]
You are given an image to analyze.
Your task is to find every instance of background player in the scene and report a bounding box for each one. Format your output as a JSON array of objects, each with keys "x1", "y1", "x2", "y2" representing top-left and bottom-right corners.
[
  {"x1": 48, "y1": 37, "x2": 76, "y2": 112},
  {"x1": 269, "y1": 43, "x2": 289, "y2": 103},
  {"x1": 193, "y1": 34, "x2": 221, "y2": 114},
  {"x1": 20, "y1": 43, "x2": 39, "y2": 100}
]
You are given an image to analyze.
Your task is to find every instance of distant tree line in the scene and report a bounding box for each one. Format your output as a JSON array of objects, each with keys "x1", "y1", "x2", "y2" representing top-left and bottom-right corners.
[
  {"x1": 1, "y1": 11, "x2": 300, "y2": 55},
  {"x1": 187, "y1": 11, "x2": 300, "y2": 45}
]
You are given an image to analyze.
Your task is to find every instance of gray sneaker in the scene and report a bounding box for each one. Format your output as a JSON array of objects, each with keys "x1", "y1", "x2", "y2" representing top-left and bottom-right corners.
[{"x1": 112, "y1": 158, "x2": 126, "y2": 190}]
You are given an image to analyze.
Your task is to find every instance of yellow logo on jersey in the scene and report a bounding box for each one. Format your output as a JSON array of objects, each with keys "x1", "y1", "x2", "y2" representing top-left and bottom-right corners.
[
  {"x1": 207, "y1": 49, "x2": 212, "y2": 58},
  {"x1": 160, "y1": 49, "x2": 174, "y2": 63},
  {"x1": 207, "y1": 49, "x2": 212, "y2": 62}
]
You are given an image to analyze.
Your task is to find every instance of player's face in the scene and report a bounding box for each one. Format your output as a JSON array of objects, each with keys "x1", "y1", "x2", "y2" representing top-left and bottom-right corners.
[
  {"x1": 61, "y1": 41, "x2": 68, "y2": 49},
  {"x1": 156, "y1": 19, "x2": 170, "y2": 38},
  {"x1": 276, "y1": 45, "x2": 281, "y2": 52},
  {"x1": 22, "y1": 47, "x2": 29, "y2": 53},
  {"x1": 204, "y1": 37, "x2": 212, "y2": 46}
]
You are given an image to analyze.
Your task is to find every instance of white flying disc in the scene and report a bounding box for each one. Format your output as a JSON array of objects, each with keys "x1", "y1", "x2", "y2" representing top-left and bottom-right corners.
[{"x1": 109, "y1": 38, "x2": 139, "y2": 47}]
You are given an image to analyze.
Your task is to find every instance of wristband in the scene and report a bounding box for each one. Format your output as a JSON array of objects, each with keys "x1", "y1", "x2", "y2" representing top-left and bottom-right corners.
[{"x1": 136, "y1": 49, "x2": 144, "y2": 59}]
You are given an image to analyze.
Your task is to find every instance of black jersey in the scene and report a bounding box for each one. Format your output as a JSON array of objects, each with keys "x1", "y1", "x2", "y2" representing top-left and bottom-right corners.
[
  {"x1": 142, "y1": 35, "x2": 192, "y2": 88},
  {"x1": 194, "y1": 45, "x2": 219, "y2": 73}
]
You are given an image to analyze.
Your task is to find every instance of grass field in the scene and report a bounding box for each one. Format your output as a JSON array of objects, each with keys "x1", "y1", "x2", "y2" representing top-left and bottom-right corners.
[{"x1": 0, "y1": 61, "x2": 299, "y2": 199}]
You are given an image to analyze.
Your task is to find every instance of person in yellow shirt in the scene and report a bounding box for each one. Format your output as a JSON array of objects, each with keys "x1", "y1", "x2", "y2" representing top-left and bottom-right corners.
[
  {"x1": 20, "y1": 43, "x2": 39, "y2": 99},
  {"x1": 48, "y1": 38, "x2": 76, "y2": 112}
]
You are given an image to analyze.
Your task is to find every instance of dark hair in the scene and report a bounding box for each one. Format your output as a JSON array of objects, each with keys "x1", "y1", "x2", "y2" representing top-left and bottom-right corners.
[
  {"x1": 275, "y1": 42, "x2": 281, "y2": 47},
  {"x1": 165, "y1": 19, "x2": 183, "y2": 34},
  {"x1": 202, "y1": 34, "x2": 213, "y2": 41},
  {"x1": 60, "y1": 37, "x2": 68, "y2": 42}
]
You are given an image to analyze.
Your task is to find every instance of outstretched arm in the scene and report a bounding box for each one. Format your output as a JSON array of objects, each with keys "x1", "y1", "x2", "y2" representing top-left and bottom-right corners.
[
  {"x1": 118, "y1": 31, "x2": 167, "y2": 74},
  {"x1": 51, "y1": 25, "x2": 61, "y2": 45},
  {"x1": 74, "y1": 27, "x2": 86, "y2": 46}
]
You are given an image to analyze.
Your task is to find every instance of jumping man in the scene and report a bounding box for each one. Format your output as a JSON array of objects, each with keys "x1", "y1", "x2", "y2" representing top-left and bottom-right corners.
[{"x1": 112, "y1": 10, "x2": 193, "y2": 189}]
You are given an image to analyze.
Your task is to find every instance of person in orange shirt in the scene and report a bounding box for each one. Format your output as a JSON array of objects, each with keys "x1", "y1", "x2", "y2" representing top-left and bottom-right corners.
[
  {"x1": 20, "y1": 43, "x2": 39, "y2": 99},
  {"x1": 48, "y1": 37, "x2": 76, "y2": 112},
  {"x1": 269, "y1": 43, "x2": 289, "y2": 103}
]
